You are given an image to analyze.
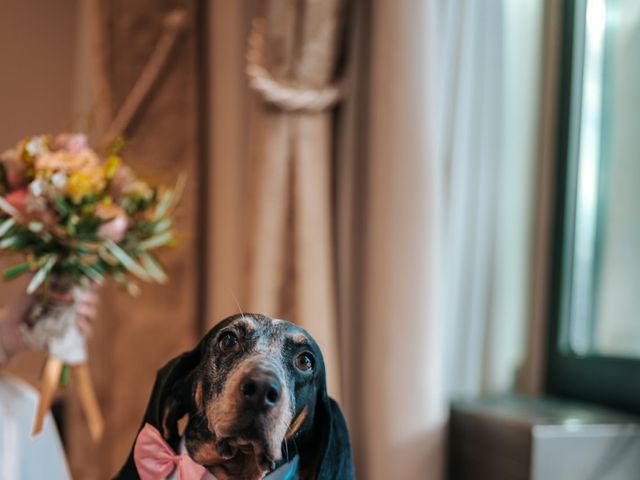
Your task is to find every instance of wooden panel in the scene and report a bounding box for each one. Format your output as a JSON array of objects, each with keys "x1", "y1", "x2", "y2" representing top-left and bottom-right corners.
[{"x1": 64, "y1": 0, "x2": 204, "y2": 477}]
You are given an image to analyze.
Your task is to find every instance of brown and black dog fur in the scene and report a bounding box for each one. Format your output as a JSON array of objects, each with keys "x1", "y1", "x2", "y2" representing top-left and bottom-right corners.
[{"x1": 115, "y1": 313, "x2": 355, "y2": 479}]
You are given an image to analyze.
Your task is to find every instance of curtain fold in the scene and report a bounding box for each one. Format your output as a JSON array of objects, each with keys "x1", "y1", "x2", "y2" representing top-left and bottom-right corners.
[
  {"x1": 439, "y1": 0, "x2": 505, "y2": 397},
  {"x1": 245, "y1": 0, "x2": 345, "y2": 398},
  {"x1": 350, "y1": 2, "x2": 446, "y2": 478}
]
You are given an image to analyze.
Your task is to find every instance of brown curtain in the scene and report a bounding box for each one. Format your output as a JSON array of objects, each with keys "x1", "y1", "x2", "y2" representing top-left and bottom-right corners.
[{"x1": 244, "y1": 0, "x2": 345, "y2": 399}]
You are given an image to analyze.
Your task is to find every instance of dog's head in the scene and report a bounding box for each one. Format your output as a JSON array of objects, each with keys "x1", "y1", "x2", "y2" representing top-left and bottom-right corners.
[{"x1": 117, "y1": 313, "x2": 354, "y2": 480}]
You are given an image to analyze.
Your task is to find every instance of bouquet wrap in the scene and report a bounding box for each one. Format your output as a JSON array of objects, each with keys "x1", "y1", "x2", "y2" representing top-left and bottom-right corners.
[{"x1": 23, "y1": 278, "x2": 87, "y2": 364}]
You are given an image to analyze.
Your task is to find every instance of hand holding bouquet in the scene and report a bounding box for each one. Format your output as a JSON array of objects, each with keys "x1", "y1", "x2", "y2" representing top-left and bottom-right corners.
[{"x1": 0, "y1": 133, "x2": 180, "y2": 440}]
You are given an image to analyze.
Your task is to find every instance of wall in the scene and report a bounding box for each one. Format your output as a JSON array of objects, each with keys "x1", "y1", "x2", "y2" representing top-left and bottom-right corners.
[
  {"x1": 0, "y1": 0, "x2": 79, "y2": 384},
  {"x1": 0, "y1": 1, "x2": 206, "y2": 477}
]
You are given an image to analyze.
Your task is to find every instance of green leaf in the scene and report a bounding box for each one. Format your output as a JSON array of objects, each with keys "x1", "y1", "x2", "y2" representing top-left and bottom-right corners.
[
  {"x1": 0, "y1": 231, "x2": 31, "y2": 250},
  {"x1": 89, "y1": 260, "x2": 107, "y2": 276},
  {"x1": 3, "y1": 262, "x2": 31, "y2": 280},
  {"x1": 28, "y1": 221, "x2": 43, "y2": 233},
  {"x1": 0, "y1": 196, "x2": 19, "y2": 217},
  {"x1": 104, "y1": 240, "x2": 150, "y2": 281},
  {"x1": 152, "y1": 218, "x2": 172, "y2": 234},
  {"x1": 107, "y1": 136, "x2": 126, "y2": 156},
  {"x1": 98, "y1": 248, "x2": 118, "y2": 266},
  {"x1": 0, "y1": 218, "x2": 15, "y2": 238},
  {"x1": 0, "y1": 236, "x2": 18, "y2": 249},
  {"x1": 78, "y1": 261, "x2": 105, "y2": 284},
  {"x1": 140, "y1": 252, "x2": 168, "y2": 284},
  {"x1": 126, "y1": 281, "x2": 141, "y2": 296},
  {"x1": 114, "y1": 271, "x2": 141, "y2": 296},
  {"x1": 54, "y1": 195, "x2": 70, "y2": 217},
  {"x1": 138, "y1": 231, "x2": 174, "y2": 251},
  {"x1": 59, "y1": 364, "x2": 71, "y2": 387},
  {"x1": 27, "y1": 255, "x2": 57, "y2": 294},
  {"x1": 153, "y1": 191, "x2": 173, "y2": 221}
]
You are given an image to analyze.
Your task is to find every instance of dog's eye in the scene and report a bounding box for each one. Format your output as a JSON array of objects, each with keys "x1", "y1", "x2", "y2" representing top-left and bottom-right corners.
[
  {"x1": 219, "y1": 332, "x2": 240, "y2": 352},
  {"x1": 294, "y1": 353, "x2": 315, "y2": 372}
]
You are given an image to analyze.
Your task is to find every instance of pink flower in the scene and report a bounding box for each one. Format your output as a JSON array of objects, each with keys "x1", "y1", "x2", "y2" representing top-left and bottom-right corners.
[
  {"x1": 4, "y1": 188, "x2": 28, "y2": 214},
  {"x1": 1, "y1": 148, "x2": 29, "y2": 190},
  {"x1": 6, "y1": 168, "x2": 28, "y2": 190},
  {"x1": 34, "y1": 152, "x2": 69, "y2": 172},
  {"x1": 96, "y1": 202, "x2": 128, "y2": 242},
  {"x1": 98, "y1": 215, "x2": 128, "y2": 242},
  {"x1": 67, "y1": 134, "x2": 88, "y2": 153},
  {"x1": 51, "y1": 133, "x2": 88, "y2": 153}
]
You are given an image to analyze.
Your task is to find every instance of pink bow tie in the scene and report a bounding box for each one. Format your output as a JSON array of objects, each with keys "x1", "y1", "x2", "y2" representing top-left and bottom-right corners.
[{"x1": 134, "y1": 423, "x2": 208, "y2": 480}]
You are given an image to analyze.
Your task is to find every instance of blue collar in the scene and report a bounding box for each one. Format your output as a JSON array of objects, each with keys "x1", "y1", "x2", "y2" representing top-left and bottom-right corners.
[
  {"x1": 263, "y1": 455, "x2": 299, "y2": 480},
  {"x1": 176, "y1": 438, "x2": 299, "y2": 480},
  {"x1": 209, "y1": 455, "x2": 298, "y2": 480}
]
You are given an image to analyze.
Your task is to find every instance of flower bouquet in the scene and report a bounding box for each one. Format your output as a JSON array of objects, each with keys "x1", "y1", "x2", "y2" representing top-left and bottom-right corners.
[{"x1": 0, "y1": 133, "x2": 180, "y2": 440}]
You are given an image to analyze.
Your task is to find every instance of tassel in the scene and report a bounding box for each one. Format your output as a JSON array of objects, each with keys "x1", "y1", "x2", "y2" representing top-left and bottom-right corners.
[
  {"x1": 32, "y1": 356, "x2": 64, "y2": 437},
  {"x1": 31, "y1": 357, "x2": 105, "y2": 442},
  {"x1": 73, "y1": 363, "x2": 105, "y2": 442}
]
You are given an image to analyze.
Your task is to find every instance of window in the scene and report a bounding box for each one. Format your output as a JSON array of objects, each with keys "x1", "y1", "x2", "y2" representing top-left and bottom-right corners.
[{"x1": 547, "y1": 0, "x2": 640, "y2": 412}]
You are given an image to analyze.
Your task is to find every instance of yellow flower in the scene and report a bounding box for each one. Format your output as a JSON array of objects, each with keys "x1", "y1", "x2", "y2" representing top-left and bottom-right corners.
[
  {"x1": 104, "y1": 155, "x2": 121, "y2": 180},
  {"x1": 95, "y1": 200, "x2": 125, "y2": 220},
  {"x1": 67, "y1": 173, "x2": 92, "y2": 203},
  {"x1": 66, "y1": 167, "x2": 106, "y2": 203},
  {"x1": 125, "y1": 180, "x2": 153, "y2": 200}
]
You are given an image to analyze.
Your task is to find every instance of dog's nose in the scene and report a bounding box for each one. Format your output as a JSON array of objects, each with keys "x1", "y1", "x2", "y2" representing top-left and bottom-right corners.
[{"x1": 240, "y1": 370, "x2": 282, "y2": 410}]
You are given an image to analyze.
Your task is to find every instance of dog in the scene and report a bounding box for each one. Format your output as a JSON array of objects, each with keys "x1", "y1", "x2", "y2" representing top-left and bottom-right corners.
[{"x1": 116, "y1": 313, "x2": 355, "y2": 479}]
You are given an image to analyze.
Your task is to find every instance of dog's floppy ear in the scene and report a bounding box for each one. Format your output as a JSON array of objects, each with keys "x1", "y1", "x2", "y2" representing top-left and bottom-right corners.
[
  {"x1": 114, "y1": 341, "x2": 204, "y2": 480},
  {"x1": 315, "y1": 395, "x2": 356, "y2": 479},
  {"x1": 302, "y1": 377, "x2": 356, "y2": 479}
]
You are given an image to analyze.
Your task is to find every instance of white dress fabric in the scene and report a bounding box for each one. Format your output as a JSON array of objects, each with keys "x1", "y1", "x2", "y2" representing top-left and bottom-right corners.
[{"x1": 0, "y1": 375, "x2": 71, "y2": 480}]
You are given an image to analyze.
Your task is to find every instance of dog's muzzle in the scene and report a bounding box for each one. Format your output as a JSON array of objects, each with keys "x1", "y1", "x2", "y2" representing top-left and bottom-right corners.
[{"x1": 240, "y1": 366, "x2": 282, "y2": 411}]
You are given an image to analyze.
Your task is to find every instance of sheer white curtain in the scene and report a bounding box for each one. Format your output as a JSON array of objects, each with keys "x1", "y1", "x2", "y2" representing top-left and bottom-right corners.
[
  {"x1": 437, "y1": 0, "x2": 543, "y2": 397},
  {"x1": 344, "y1": 1, "x2": 544, "y2": 478},
  {"x1": 437, "y1": 0, "x2": 507, "y2": 397}
]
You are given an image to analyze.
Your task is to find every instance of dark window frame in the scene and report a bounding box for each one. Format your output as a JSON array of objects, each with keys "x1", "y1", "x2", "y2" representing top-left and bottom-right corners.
[{"x1": 546, "y1": 0, "x2": 640, "y2": 414}]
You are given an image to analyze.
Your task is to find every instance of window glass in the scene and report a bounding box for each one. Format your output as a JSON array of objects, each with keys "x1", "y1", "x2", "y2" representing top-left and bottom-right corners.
[{"x1": 562, "y1": 0, "x2": 640, "y2": 358}]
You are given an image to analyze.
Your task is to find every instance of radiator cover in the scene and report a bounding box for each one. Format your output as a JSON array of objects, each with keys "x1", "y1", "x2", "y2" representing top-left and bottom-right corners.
[{"x1": 449, "y1": 396, "x2": 640, "y2": 480}]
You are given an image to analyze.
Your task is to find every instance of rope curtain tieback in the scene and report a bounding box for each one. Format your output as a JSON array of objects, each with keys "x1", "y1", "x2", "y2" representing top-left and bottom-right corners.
[{"x1": 245, "y1": 19, "x2": 345, "y2": 113}]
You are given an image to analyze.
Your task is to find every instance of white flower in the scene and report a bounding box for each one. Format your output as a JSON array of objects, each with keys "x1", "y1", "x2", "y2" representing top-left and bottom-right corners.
[
  {"x1": 24, "y1": 136, "x2": 49, "y2": 158},
  {"x1": 51, "y1": 172, "x2": 68, "y2": 189},
  {"x1": 29, "y1": 178, "x2": 44, "y2": 197}
]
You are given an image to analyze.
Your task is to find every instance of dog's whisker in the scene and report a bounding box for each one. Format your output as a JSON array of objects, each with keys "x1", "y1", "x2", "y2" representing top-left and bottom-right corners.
[
  {"x1": 277, "y1": 417, "x2": 292, "y2": 463},
  {"x1": 196, "y1": 414, "x2": 208, "y2": 429},
  {"x1": 229, "y1": 289, "x2": 247, "y2": 322},
  {"x1": 289, "y1": 437, "x2": 298, "y2": 464}
]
